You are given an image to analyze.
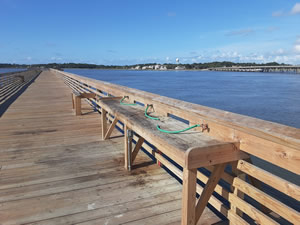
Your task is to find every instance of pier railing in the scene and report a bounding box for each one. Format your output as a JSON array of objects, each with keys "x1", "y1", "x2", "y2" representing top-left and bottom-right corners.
[
  {"x1": 0, "y1": 69, "x2": 41, "y2": 106},
  {"x1": 53, "y1": 69, "x2": 299, "y2": 225}
]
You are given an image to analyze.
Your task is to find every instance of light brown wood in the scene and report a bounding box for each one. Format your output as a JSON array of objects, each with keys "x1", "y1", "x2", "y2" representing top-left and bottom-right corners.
[
  {"x1": 186, "y1": 143, "x2": 247, "y2": 169},
  {"x1": 228, "y1": 192, "x2": 279, "y2": 225},
  {"x1": 104, "y1": 116, "x2": 118, "y2": 140},
  {"x1": 132, "y1": 136, "x2": 145, "y2": 164},
  {"x1": 195, "y1": 163, "x2": 226, "y2": 222},
  {"x1": 52, "y1": 69, "x2": 300, "y2": 225},
  {"x1": 101, "y1": 107, "x2": 107, "y2": 140},
  {"x1": 227, "y1": 210, "x2": 248, "y2": 225},
  {"x1": 71, "y1": 93, "x2": 75, "y2": 109},
  {"x1": 0, "y1": 70, "x2": 40, "y2": 106},
  {"x1": 233, "y1": 177, "x2": 300, "y2": 224},
  {"x1": 124, "y1": 124, "x2": 129, "y2": 170},
  {"x1": 54, "y1": 69, "x2": 300, "y2": 175},
  {"x1": 98, "y1": 99, "x2": 246, "y2": 171},
  {"x1": 79, "y1": 92, "x2": 96, "y2": 98},
  {"x1": 74, "y1": 96, "x2": 81, "y2": 115},
  {"x1": 237, "y1": 160, "x2": 300, "y2": 201},
  {"x1": 0, "y1": 70, "x2": 221, "y2": 225},
  {"x1": 181, "y1": 168, "x2": 197, "y2": 225},
  {"x1": 100, "y1": 96, "x2": 123, "y2": 101}
]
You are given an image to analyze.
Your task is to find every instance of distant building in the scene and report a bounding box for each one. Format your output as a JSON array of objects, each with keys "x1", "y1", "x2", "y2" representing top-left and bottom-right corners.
[
  {"x1": 140, "y1": 64, "x2": 168, "y2": 70},
  {"x1": 160, "y1": 65, "x2": 167, "y2": 70},
  {"x1": 154, "y1": 64, "x2": 161, "y2": 70},
  {"x1": 175, "y1": 66, "x2": 186, "y2": 70}
]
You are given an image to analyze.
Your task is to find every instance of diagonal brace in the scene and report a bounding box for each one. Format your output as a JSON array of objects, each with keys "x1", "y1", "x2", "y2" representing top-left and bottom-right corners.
[
  {"x1": 195, "y1": 163, "x2": 227, "y2": 223},
  {"x1": 131, "y1": 136, "x2": 145, "y2": 164},
  {"x1": 104, "y1": 116, "x2": 118, "y2": 140}
]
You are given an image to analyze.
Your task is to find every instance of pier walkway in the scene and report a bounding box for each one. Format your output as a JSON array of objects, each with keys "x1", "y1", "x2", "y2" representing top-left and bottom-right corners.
[{"x1": 0, "y1": 71, "x2": 221, "y2": 225}]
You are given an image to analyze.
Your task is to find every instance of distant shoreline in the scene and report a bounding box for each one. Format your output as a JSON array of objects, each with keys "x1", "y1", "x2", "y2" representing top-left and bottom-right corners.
[{"x1": 63, "y1": 67, "x2": 300, "y2": 74}]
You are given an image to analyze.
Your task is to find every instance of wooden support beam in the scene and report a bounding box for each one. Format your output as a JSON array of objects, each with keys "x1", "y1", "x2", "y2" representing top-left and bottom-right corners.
[
  {"x1": 231, "y1": 160, "x2": 246, "y2": 217},
  {"x1": 75, "y1": 96, "x2": 81, "y2": 116},
  {"x1": 195, "y1": 163, "x2": 226, "y2": 223},
  {"x1": 80, "y1": 92, "x2": 96, "y2": 98},
  {"x1": 100, "y1": 96, "x2": 123, "y2": 101},
  {"x1": 181, "y1": 168, "x2": 197, "y2": 225},
  {"x1": 131, "y1": 136, "x2": 145, "y2": 164},
  {"x1": 237, "y1": 159, "x2": 300, "y2": 201},
  {"x1": 101, "y1": 108, "x2": 107, "y2": 140},
  {"x1": 185, "y1": 143, "x2": 247, "y2": 169},
  {"x1": 124, "y1": 125, "x2": 133, "y2": 171},
  {"x1": 71, "y1": 93, "x2": 75, "y2": 109},
  {"x1": 104, "y1": 117, "x2": 118, "y2": 140}
]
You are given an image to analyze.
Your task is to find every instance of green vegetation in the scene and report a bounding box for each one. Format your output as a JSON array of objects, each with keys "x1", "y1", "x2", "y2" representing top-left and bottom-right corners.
[{"x1": 0, "y1": 61, "x2": 288, "y2": 70}]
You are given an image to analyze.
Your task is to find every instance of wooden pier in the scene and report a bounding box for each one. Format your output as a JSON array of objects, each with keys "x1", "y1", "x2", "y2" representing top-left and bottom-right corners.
[
  {"x1": 0, "y1": 71, "x2": 221, "y2": 224},
  {"x1": 0, "y1": 69, "x2": 299, "y2": 225}
]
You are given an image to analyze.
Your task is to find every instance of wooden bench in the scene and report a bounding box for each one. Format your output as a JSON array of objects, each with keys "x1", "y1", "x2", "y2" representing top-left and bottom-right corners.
[
  {"x1": 71, "y1": 91, "x2": 96, "y2": 115},
  {"x1": 99, "y1": 97, "x2": 248, "y2": 225}
]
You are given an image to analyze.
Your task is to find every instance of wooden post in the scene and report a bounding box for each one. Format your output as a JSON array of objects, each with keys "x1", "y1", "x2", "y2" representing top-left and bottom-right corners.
[
  {"x1": 124, "y1": 125, "x2": 129, "y2": 170},
  {"x1": 101, "y1": 108, "x2": 107, "y2": 140},
  {"x1": 71, "y1": 93, "x2": 75, "y2": 109},
  {"x1": 75, "y1": 96, "x2": 81, "y2": 116},
  {"x1": 181, "y1": 168, "x2": 197, "y2": 225}
]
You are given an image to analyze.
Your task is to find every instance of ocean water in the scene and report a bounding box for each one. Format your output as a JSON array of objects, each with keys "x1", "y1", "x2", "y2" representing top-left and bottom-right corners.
[
  {"x1": 0, "y1": 68, "x2": 26, "y2": 74},
  {"x1": 65, "y1": 69, "x2": 300, "y2": 128}
]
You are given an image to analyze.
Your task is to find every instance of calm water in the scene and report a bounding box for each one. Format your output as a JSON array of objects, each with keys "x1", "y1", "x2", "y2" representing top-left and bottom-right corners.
[
  {"x1": 66, "y1": 69, "x2": 300, "y2": 128},
  {"x1": 0, "y1": 68, "x2": 26, "y2": 74}
]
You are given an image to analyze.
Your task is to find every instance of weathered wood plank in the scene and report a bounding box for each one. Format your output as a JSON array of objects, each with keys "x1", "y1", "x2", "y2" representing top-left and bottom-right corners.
[{"x1": 0, "y1": 70, "x2": 222, "y2": 225}]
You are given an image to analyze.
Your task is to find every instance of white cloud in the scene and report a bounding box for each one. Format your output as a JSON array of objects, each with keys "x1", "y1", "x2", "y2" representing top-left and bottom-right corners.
[
  {"x1": 272, "y1": 3, "x2": 300, "y2": 17},
  {"x1": 291, "y1": 3, "x2": 300, "y2": 14},
  {"x1": 272, "y1": 11, "x2": 284, "y2": 17},
  {"x1": 294, "y1": 38, "x2": 300, "y2": 53},
  {"x1": 26, "y1": 56, "x2": 32, "y2": 61},
  {"x1": 295, "y1": 45, "x2": 300, "y2": 52},
  {"x1": 180, "y1": 45, "x2": 300, "y2": 65}
]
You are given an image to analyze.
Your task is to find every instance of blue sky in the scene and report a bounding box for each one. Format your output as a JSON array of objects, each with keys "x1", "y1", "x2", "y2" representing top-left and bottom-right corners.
[{"x1": 0, "y1": 0, "x2": 300, "y2": 65}]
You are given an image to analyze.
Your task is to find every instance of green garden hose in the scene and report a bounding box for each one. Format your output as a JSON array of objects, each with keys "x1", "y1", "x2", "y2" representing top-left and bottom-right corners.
[
  {"x1": 156, "y1": 124, "x2": 200, "y2": 134},
  {"x1": 120, "y1": 96, "x2": 137, "y2": 106},
  {"x1": 145, "y1": 104, "x2": 160, "y2": 121}
]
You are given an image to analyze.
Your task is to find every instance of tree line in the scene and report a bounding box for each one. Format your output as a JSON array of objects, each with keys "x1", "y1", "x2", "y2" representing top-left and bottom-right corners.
[{"x1": 0, "y1": 61, "x2": 288, "y2": 70}]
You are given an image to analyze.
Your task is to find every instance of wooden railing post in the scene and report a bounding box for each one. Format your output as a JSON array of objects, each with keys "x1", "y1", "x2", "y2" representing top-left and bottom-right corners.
[
  {"x1": 124, "y1": 125, "x2": 132, "y2": 170},
  {"x1": 71, "y1": 93, "x2": 75, "y2": 109},
  {"x1": 101, "y1": 108, "x2": 107, "y2": 140},
  {"x1": 181, "y1": 167, "x2": 197, "y2": 225},
  {"x1": 74, "y1": 96, "x2": 81, "y2": 116}
]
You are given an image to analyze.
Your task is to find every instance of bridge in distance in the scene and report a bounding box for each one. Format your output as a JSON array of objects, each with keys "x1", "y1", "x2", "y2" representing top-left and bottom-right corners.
[{"x1": 209, "y1": 65, "x2": 300, "y2": 73}]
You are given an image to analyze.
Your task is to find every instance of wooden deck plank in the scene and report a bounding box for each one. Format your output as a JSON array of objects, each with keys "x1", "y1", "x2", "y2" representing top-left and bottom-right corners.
[{"x1": 0, "y1": 71, "x2": 221, "y2": 225}]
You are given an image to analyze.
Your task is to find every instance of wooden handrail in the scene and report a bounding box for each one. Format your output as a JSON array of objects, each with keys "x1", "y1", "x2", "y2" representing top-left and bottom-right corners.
[
  {"x1": 53, "y1": 69, "x2": 300, "y2": 225},
  {"x1": 53, "y1": 69, "x2": 300, "y2": 174},
  {"x1": 0, "y1": 69, "x2": 41, "y2": 107}
]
